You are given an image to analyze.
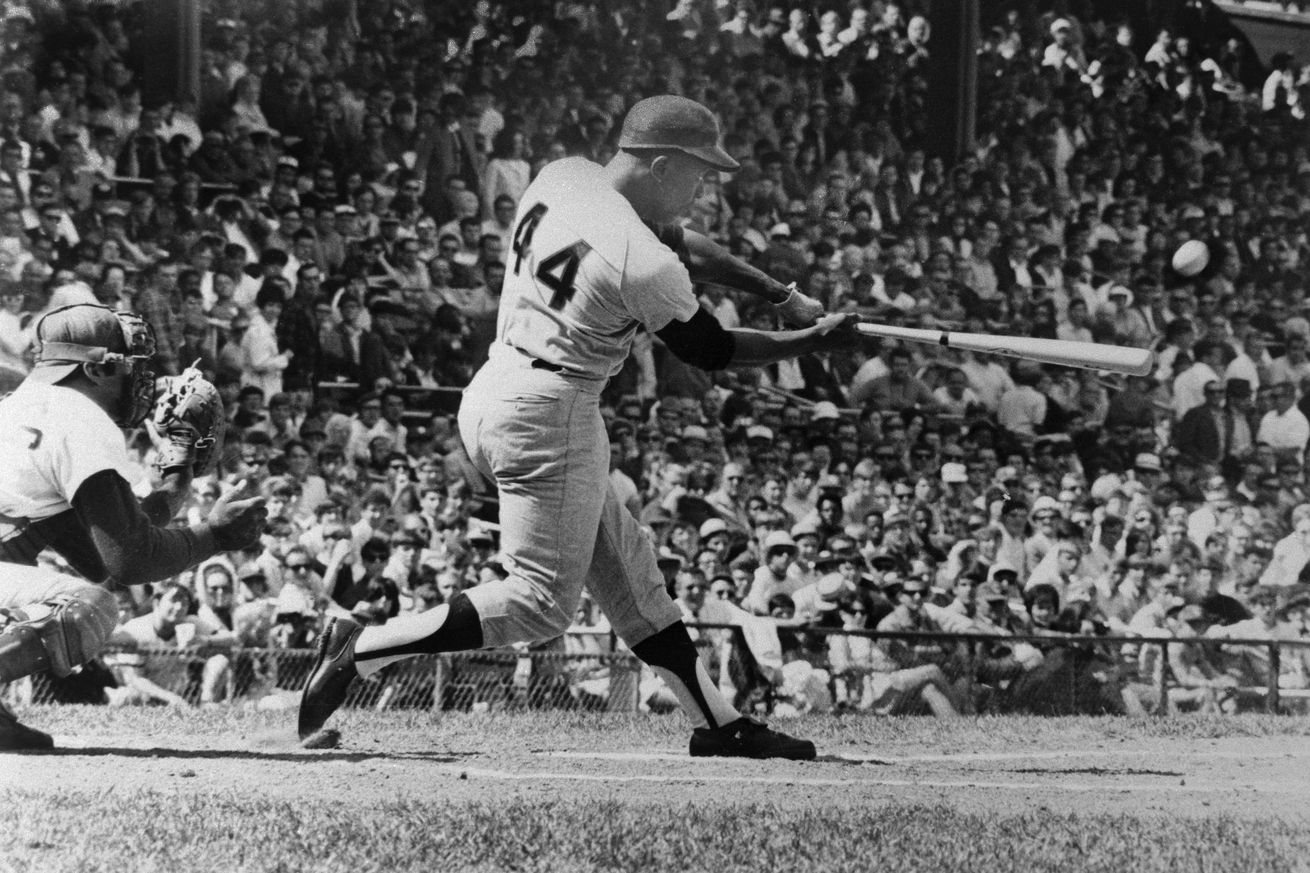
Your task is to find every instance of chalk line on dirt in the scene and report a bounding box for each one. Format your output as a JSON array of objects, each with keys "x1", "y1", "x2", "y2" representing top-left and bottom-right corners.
[
  {"x1": 540, "y1": 748, "x2": 1310, "y2": 765},
  {"x1": 407, "y1": 761, "x2": 1284, "y2": 795}
]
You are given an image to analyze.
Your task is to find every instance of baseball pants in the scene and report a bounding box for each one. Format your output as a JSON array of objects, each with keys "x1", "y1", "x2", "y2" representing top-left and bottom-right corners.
[
  {"x1": 457, "y1": 345, "x2": 680, "y2": 650},
  {"x1": 0, "y1": 561, "x2": 104, "y2": 611},
  {"x1": 0, "y1": 561, "x2": 119, "y2": 683}
]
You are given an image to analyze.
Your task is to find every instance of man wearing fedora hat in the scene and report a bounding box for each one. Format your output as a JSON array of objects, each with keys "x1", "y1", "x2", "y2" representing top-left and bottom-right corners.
[{"x1": 791, "y1": 567, "x2": 848, "y2": 624}]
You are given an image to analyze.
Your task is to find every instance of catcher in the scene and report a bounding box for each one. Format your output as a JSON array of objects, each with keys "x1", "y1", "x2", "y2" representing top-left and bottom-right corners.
[{"x1": 0, "y1": 303, "x2": 267, "y2": 749}]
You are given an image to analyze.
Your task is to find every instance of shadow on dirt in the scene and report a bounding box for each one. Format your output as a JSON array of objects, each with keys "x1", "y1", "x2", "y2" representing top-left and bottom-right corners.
[{"x1": 16, "y1": 747, "x2": 473, "y2": 764}]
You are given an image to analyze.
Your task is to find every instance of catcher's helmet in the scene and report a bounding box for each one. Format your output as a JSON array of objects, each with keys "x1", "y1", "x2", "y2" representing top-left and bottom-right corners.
[
  {"x1": 617, "y1": 95, "x2": 739, "y2": 172},
  {"x1": 28, "y1": 303, "x2": 157, "y2": 427}
]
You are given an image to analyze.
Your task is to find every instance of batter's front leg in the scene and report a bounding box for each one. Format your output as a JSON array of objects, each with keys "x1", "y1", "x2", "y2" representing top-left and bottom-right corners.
[
  {"x1": 583, "y1": 486, "x2": 740, "y2": 730},
  {"x1": 583, "y1": 491, "x2": 817, "y2": 758}
]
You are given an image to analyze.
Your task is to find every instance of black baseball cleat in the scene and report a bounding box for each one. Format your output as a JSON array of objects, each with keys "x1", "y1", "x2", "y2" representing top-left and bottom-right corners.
[
  {"x1": 298, "y1": 617, "x2": 364, "y2": 741},
  {"x1": 0, "y1": 697, "x2": 52, "y2": 751},
  {"x1": 689, "y1": 716, "x2": 816, "y2": 760}
]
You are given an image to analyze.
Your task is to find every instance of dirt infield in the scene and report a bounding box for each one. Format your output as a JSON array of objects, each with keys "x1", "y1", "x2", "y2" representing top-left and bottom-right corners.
[{"x1": 3, "y1": 708, "x2": 1310, "y2": 820}]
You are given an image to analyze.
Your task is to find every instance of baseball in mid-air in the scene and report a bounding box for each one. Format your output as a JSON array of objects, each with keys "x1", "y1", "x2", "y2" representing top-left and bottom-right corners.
[{"x1": 1172, "y1": 239, "x2": 1210, "y2": 277}]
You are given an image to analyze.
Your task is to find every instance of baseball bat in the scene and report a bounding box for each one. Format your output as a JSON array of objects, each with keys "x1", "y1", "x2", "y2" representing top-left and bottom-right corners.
[{"x1": 854, "y1": 323, "x2": 1154, "y2": 376}]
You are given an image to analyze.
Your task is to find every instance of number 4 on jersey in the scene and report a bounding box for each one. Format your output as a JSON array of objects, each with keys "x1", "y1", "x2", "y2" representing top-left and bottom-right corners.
[
  {"x1": 511, "y1": 203, "x2": 547, "y2": 275},
  {"x1": 511, "y1": 203, "x2": 592, "y2": 310},
  {"x1": 536, "y1": 242, "x2": 591, "y2": 309}
]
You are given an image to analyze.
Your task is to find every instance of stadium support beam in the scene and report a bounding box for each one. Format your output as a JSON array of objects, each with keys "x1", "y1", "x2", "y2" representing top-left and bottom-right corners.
[
  {"x1": 925, "y1": 0, "x2": 979, "y2": 164},
  {"x1": 141, "y1": 0, "x2": 201, "y2": 107}
]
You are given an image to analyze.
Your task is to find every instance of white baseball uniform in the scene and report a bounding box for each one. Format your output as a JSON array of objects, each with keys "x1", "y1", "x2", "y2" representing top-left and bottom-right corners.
[
  {"x1": 0, "y1": 382, "x2": 135, "y2": 610},
  {"x1": 456, "y1": 157, "x2": 698, "y2": 648}
]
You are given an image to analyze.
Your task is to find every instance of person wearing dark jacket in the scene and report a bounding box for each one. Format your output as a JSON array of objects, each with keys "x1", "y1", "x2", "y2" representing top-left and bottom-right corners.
[
  {"x1": 1172, "y1": 380, "x2": 1230, "y2": 467},
  {"x1": 319, "y1": 293, "x2": 391, "y2": 390}
]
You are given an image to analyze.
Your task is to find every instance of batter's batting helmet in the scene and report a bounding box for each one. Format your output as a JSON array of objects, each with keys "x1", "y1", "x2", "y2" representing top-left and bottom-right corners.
[{"x1": 617, "y1": 95, "x2": 740, "y2": 172}]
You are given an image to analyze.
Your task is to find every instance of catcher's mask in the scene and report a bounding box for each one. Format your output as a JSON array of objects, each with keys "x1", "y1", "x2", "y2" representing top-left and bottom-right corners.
[{"x1": 28, "y1": 303, "x2": 157, "y2": 427}]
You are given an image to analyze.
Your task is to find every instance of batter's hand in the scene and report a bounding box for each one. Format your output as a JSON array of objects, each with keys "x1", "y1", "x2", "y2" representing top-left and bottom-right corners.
[
  {"x1": 208, "y1": 479, "x2": 269, "y2": 550},
  {"x1": 774, "y1": 283, "x2": 825, "y2": 327},
  {"x1": 812, "y1": 312, "x2": 862, "y2": 351}
]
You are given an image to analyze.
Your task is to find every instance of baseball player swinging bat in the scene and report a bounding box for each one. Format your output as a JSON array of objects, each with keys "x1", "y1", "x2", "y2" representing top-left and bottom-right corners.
[{"x1": 854, "y1": 322, "x2": 1154, "y2": 376}]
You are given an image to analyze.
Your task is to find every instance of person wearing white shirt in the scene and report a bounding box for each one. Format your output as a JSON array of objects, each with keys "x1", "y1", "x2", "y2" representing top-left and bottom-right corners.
[
  {"x1": 959, "y1": 352, "x2": 1015, "y2": 411},
  {"x1": 1144, "y1": 29, "x2": 1174, "y2": 69},
  {"x1": 1256, "y1": 382, "x2": 1310, "y2": 455},
  {"x1": 1268, "y1": 333, "x2": 1310, "y2": 394},
  {"x1": 904, "y1": 149, "x2": 926, "y2": 196},
  {"x1": 1153, "y1": 318, "x2": 1197, "y2": 384},
  {"x1": 470, "y1": 91, "x2": 505, "y2": 154},
  {"x1": 837, "y1": 7, "x2": 869, "y2": 45},
  {"x1": 812, "y1": 9, "x2": 843, "y2": 57},
  {"x1": 848, "y1": 347, "x2": 892, "y2": 405},
  {"x1": 1172, "y1": 340, "x2": 1225, "y2": 420},
  {"x1": 699, "y1": 285, "x2": 740, "y2": 329},
  {"x1": 996, "y1": 372, "x2": 1047, "y2": 439},
  {"x1": 932, "y1": 368, "x2": 981, "y2": 417},
  {"x1": 0, "y1": 283, "x2": 30, "y2": 373},
  {"x1": 480, "y1": 194, "x2": 517, "y2": 254},
  {"x1": 1225, "y1": 331, "x2": 1273, "y2": 394},
  {"x1": 238, "y1": 287, "x2": 293, "y2": 398},
  {"x1": 1003, "y1": 236, "x2": 1033, "y2": 291},
  {"x1": 1261, "y1": 53, "x2": 1301, "y2": 115},
  {"x1": 1188, "y1": 477, "x2": 1231, "y2": 550},
  {"x1": 1042, "y1": 19, "x2": 1085, "y2": 72},
  {"x1": 366, "y1": 390, "x2": 409, "y2": 455},
  {"x1": 1260, "y1": 506, "x2": 1310, "y2": 588},
  {"x1": 1056, "y1": 298, "x2": 1095, "y2": 343},
  {"x1": 781, "y1": 8, "x2": 811, "y2": 58}
]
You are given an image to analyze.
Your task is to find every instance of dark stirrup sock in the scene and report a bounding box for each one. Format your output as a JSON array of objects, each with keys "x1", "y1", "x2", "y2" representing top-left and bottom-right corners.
[
  {"x1": 354, "y1": 593, "x2": 485, "y2": 677},
  {"x1": 631, "y1": 621, "x2": 740, "y2": 729}
]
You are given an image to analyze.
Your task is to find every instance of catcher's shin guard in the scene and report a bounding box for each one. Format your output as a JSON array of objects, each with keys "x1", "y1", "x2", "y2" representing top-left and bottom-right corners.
[{"x1": 0, "y1": 587, "x2": 118, "y2": 682}]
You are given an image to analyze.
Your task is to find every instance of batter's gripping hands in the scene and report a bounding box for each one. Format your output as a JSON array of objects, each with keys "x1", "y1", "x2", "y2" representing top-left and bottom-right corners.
[
  {"x1": 774, "y1": 282, "x2": 825, "y2": 326},
  {"x1": 151, "y1": 364, "x2": 226, "y2": 475}
]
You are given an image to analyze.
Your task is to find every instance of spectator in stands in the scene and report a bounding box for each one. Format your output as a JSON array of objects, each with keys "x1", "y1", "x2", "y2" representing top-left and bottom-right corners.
[
  {"x1": 107, "y1": 583, "x2": 236, "y2": 708},
  {"x1": 328, "y1": 535, "x2": 400, "y2": 626},
  {"x1": 1256, "y1": 381, "x2": 1310, "y2": 455}
]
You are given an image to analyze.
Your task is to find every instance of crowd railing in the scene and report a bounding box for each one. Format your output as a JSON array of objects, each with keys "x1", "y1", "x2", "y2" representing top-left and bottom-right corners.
[{"x1": 9, "y1": 626, "x2": 1309, "y2": 717}]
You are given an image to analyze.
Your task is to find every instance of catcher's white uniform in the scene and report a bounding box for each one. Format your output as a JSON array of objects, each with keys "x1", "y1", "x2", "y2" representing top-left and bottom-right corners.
[
  {"x1": 0, "y1": 382, "x2": 134, "y2": 608},
  {"x1": 456, "y1": 157, "x2": 698, "y2": 647},
  {"x1": 0, "y1": 303, "x2": 264, "y2": 748}
]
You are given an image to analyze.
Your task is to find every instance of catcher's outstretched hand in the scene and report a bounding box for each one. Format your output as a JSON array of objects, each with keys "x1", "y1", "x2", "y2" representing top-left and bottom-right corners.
[
  {"x1": 775, "y1": 283, "x2": 825, "y2": 327},
  {"x1": 152, "y1": 364, "x2": 226, "y2": 476},
  {"x1": 208, "y1": 479, "x2": 268, "y2": 550}
]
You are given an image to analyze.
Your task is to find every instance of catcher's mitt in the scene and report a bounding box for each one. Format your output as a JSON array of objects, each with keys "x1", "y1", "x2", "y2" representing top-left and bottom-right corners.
[{"x1": 151, "y1": 364, "x2": 225, "y2": 475}]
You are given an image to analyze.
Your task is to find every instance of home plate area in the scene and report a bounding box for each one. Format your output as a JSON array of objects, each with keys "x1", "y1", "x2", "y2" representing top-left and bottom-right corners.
[
  {"x1": 2, "y1": 713, "x2": 1308, "y2": 822},
  {"x1": 404, "y1": 742, "x2": 1310, "y2": 818}
]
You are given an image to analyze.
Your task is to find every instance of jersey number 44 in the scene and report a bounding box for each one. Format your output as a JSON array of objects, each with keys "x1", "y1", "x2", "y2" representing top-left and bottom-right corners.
[{"x1": 511, "y1": 203, "x2": 593, "y2": 310}]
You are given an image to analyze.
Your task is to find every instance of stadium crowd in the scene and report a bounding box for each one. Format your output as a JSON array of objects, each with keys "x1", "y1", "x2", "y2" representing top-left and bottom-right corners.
[{"x1": 2, "y1": 0, "x2": 1310, "y2": 717}]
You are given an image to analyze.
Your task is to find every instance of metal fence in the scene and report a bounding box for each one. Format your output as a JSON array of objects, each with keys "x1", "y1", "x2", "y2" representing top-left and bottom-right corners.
[
  {"x1": 7, "y1": 626, "x2": 1310, "y2": 717},
  {"x1": 750, "y1": 625, "x2": 1310, "y2": 717}
]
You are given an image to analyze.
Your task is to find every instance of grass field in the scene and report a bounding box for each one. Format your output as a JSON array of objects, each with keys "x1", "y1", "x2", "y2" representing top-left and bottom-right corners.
[{"x1": 3, "y1": 707, "x2": 1310, "y2": 873}]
